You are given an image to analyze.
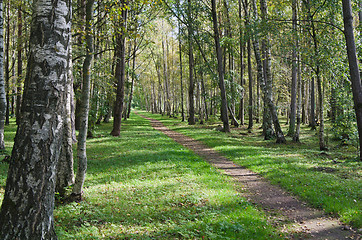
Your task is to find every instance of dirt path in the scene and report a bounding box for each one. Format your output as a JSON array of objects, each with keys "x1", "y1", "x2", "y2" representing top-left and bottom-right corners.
[{"x1": 140, "y1": 115, "x2": 360, "y2": 240}]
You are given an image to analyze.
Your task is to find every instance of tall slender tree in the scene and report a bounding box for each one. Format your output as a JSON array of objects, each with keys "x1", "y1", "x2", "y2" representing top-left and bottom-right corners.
[
  {"x1": 342, "y1": 0, "x2": 362, "y2": 161},
  {"x1": 211, "y1": 0, "x2": 230, "y2": 132},
  {"x1": 0, "y1": 0, "x2": 5, "y2": 150},
  {"x1": 72, "y1": 0, "x2": 95, "y2": 199},
  {"x1": 111, "y1": 0, "x2": 129, "y2": 136}
]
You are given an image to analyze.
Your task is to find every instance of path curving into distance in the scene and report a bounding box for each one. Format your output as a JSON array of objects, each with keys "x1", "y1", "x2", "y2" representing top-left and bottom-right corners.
[{"x1": 140, "y1": 114, "x2": 360, "y2": 240}]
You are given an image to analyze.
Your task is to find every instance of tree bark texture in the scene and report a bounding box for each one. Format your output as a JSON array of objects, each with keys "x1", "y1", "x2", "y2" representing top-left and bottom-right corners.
[
  {"x1": 187, "y1": 0, "x2": 195, "y2": 125},
  {"x1": 260, "y1": 0, "x2": 285, "y2": 143},
  {"x1": 0, "y1": 0, "x2": 71, "y2": 238},
  {"x1": 288, "y1": 0, "x2": 298, "y2": 136},
  {"x1": 211, "y1": 0, "x2": 230, "y2": 132},
  {"x1": 73, "y1": 0, "x2": 94, "y2": 197},
  {"x1": 0, "y1": 0, "x2": 6, "y2": 150},
  {"x1": 342, "y1": 0, "x2": 362, "y2": 161},
  {"x1": 56, "y1": 43, "x2": 75, "y2": 195},
  {"x1": 111, "y1": 0, "x2": 128, "y2": 136}
]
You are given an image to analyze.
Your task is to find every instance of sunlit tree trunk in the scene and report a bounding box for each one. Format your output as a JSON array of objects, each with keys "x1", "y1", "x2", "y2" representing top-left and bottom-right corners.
[
  {"x1": 72, "y1": 0, "x2": 94, "y2": 198},
  {"x1": 211, "y1": 0, "x2": 230, "y2": 132},
  {"x1": 127, "y1": 39, "x2": 137, "y2": 119},
  {"x1": 260, "y1": 0, "x2": 285, "y2": 143},
  {"x1": 56, "y1": 42, "x2": 75, "y2": 196},
  {"x1": 0, "y1": 0, "x2": 71, "y2": 237}
]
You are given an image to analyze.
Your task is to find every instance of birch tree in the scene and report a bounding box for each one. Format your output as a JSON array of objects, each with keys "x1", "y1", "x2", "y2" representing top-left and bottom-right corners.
[{"x1": 0, "y1": 0, "x2": 71, "y2": 238}]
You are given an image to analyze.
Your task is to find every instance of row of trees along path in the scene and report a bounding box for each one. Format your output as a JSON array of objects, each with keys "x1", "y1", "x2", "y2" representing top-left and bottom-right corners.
[
  {"x1": 139, "y1": 113, "x2": 358, "y2": 240},
  {"x1": 0, "y1": 0, "x2": 361, "y2": 239}
]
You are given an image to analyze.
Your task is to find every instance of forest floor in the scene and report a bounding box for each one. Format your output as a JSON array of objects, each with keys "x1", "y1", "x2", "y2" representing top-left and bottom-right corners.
[
  {"x1": 0, "y1": 113, "x2": 361, "y2": 239},
  {"x1": 139, "y1": 112, "x2": 360, "y2": 240}
]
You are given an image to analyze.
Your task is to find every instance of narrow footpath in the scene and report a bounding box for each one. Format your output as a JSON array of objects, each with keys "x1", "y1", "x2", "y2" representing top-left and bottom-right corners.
[{"x1": 140, "y1": 114, "x2": 360, "y2": 240}]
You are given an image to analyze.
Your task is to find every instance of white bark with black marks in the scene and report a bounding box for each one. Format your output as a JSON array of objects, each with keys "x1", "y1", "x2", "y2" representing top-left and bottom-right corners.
[{"x1": 0, "y1": 0, "x2": 71, "y2": 238}]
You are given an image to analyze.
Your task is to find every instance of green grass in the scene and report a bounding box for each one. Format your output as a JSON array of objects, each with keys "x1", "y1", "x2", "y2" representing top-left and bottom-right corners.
[
  {"x1": 141, "y1": 111, "x2": 362, "y2": 229},
  {"x1": 0, "y1": 115, "x2": 283, "y2": 239}
]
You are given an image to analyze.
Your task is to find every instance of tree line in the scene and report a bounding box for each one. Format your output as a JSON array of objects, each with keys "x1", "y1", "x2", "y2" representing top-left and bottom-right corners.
[{"x1": 0, "y1": 0, "x2": 360, "y2": 238}]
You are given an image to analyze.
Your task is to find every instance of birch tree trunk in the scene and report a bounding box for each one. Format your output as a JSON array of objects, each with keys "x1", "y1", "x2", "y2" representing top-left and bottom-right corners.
[
  {"x1": 72, "y1": 0, "x2": 94, "y2": 198},
  {"x1": 0, "y1": 0, "x2": 5, "y2": 150},
  {"x1": 211, "y1": 0, "x2": 230, "y2": 132},
  {"x1": 260, "y1": 0, "x2": 286, "y2": 143},
  {"x1": 56, "y1": 43, "x2": 75, "y2": 196},
  {"x1": 342, "y1": 0, "x2": 362, "y2": 161},
  {"x1": 0, "y1": 0, "x2": 71, "y2": 238}
]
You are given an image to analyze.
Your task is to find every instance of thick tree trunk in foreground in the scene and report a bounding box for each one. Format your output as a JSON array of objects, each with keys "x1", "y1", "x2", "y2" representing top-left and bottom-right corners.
[
  {"x1": 342, "y1": 0, "x2": 362, "y2": 161},
  {"x1": 111, "y1": 0, "x2": 128, "y2": 136},
  {"x1": 211, "y1": 0, "x2": 230, "y2": 132},
  {"x1": 72, "y1": 0, "x2": 94, "y2": 198},
  {"x1": 0, "y1": 0, "x2": 71, "y2": 238},
  {"x1": 0, "y1": 0, "x2": 5, "y2": 150}
]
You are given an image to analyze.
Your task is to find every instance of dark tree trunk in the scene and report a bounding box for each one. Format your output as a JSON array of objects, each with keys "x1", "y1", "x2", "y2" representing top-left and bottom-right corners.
[
  {"x1": 0, "y1": 0, "x2": 5, "y2": 150},
  {"x1": 288, "y1": 0, "x2": 298, "y2": 136},
  {"x1": 0, "y1": 0, "x2": 71, "y2": 238},
  {"x1": 309, "y1": 76, "x2": 316, "y2": 129},
  {"x1": 127, "y1": 39, "x2": 137, "y2": 119},
  {"x1": 238, "y1": 0, "x2": 244, "y2": 125},
  {"x1": 211, "y1": 0, "x2": 230, "y2": 132},
  {"x1": 247, "y1": 39, "x2": 253, "y2": 130},
  {"x1": 342, "y1": 0, "x2": 362, "y2": 161},
  {"x1": 4, "y1": 0, "x2": 9, "y2": 126},
  {"x1": 179, "y1": 24, "x2": 185, "y2": 122},
  {"x1": 111, "y1": 0, "x2": 128, "y2": 136},
  {"x1": 187, "y1": 0, "x2": 195, "y2": 125}
]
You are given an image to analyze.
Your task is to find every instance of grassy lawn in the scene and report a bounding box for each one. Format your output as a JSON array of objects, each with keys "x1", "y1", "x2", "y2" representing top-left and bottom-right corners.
[
  {"x1": 0, "y1": 115, "x2": 283, "y2": 239},
  {"x1": 140, "y1": 111, "x2": 362, "y2": 229}
]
